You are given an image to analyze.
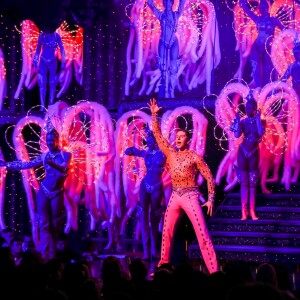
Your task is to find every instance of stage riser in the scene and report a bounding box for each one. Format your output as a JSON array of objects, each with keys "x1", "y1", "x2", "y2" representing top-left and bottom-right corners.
[
  {"x1": 188, "y1": 186, "x2": 300, "y2": 265},
  {"x1": 188, "y1": 251, "x2": 300, "y2": 265},
  {"x1": 208, "y1": 222, "x2": 300, "y2": 233},
  {"x1": 201, "y1": 236, "x2": 300, "y2": 247},
  {"x1": 226, "y1": 198, "x2": 300, "y2": 206},
  {"x1": 212, "y1": 211, "x2": 300, "y2": 220}
]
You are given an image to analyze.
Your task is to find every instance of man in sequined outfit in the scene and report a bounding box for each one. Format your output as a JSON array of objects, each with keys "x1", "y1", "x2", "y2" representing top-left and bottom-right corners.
[{"x1": 148, "y1": 98, "x2": 219, "y2": 274}]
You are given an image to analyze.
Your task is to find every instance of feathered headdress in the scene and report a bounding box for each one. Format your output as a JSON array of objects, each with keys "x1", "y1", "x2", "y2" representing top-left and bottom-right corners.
[
  {"x1": 45, "y1": 118, "x2": 59, "y2": 136},
  {"x1": 293, "y1": 33, "x2": 300, "y2": 50},
  {"x1": 245, "y1": 89, "x2": 257, "y2": 106},
  {"x1": 144, "y1": 123, "x2": 154, "y2": 137}
]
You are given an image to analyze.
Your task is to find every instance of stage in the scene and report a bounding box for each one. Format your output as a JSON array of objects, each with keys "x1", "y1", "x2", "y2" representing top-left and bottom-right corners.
[{"x1": 0, "y1": 2, "x2": 300, "y2": 293}]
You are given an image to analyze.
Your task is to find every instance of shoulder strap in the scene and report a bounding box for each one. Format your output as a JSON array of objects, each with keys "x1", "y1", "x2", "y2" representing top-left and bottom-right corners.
[
  {"x1": 41, "y1": 152, "x2": 48, "y2": 164},
  {"x1": 61, "y1": 150, "x2": 67, "y2": 163}
]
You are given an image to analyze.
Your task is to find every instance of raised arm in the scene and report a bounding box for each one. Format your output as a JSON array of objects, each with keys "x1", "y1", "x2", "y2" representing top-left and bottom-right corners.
[
  {"x1": 274, "y1": 16, "x2": 285, "y2": 31},
  {"x1": 56, "y1": 33, "x2": 66, "y2": 69},
  {"x1": 177, "y1": 0, "x2": 186, "y2": 15},
  {"x1": 239, "y1": 0, "x2": 259, "y2": 23},
  {"x1": 147, "y1": 0, "x2": 162, "y2": 19},
  {"x1": 148, "y1": 98, "x2": 174, "y2": 156},
  {"x1": 33, "y1": 33, "x2": 42, "y2": 68},
  {"x1": 230, "y1": 112, "x2": 243, "y2": 138},
  {"x1": 255, "y1": 110, "x2": 265, "y2": 137}
]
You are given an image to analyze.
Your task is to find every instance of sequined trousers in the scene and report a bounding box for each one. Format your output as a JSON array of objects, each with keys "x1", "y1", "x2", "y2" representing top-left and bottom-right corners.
[{"x1": 158, "y1": 189, "x2": 219, "y2": 274}]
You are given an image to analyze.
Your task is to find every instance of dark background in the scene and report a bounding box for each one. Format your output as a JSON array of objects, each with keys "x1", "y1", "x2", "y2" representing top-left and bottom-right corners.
[{"x1": 0, "y1": 0, "x2": 249, "y2": 107}]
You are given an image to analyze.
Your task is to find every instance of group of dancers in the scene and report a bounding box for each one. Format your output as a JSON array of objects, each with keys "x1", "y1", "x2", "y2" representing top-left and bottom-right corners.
[
  {"x1": 0, "y1": 92, "x2": 268, "y2": 275},
  {"x1": 0, "y1": 0, "x2": 300, "y2": 274}
]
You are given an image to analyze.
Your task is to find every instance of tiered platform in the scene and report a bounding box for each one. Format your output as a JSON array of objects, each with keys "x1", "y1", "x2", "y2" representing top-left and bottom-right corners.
[{"x1": 188, "y1": 183, "x2": 300, "y2": 267}]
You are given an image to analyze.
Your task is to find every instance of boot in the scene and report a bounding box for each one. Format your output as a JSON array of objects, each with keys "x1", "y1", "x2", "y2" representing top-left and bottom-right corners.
[
  {"x1": 240, "y1": 184, "x2": 249, "y2": 220},
  {"x1": 113, "y1": 216, "x2": 122, "y2": 252},
  {"x1": 38, "y1": 72, "x2": 46, "y2": 110},
  {"x1": 102, "y1": 220, "x2": 113, "y2": 250},
  {"x1": 168, "y1": 57, "x2": 181, "y2": 98},
  {"x1": 239, "y1": 170, "x2": 249, "y2": 221},
  {"x1": 140, "y1": 208, "x2": 150, "y2": 260},
  {"x1": 249, "y1": 187, "x2": 259, "y2": 220},
  {"x1": 156, "y1": 55, "x2": 168, "y2": 98},
  {"x1": 249, "y1": 170, "x2": 259, "y2": 220},
  {"x1": 38, "y1": 224, "x2": 51, "y2": 262},
  {"x1": 168, "y1": 73, "x2": 177, "y2": 98},
  {"x1": 49, "y1": 80, "x2": 56, "y2": 105},
  {"x1": 241, "y1": 207, "x2": 248, "y2": 221},
  {"x1": 39, "y1": 85, "x2": 46, "y2": 111},
  {"x1": 150, "y1": 209, "x2": 161, "y2": 260}
]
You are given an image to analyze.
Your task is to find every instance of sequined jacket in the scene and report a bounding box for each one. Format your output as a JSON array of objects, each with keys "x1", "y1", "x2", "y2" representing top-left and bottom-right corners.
[{"x1": 152, "y1": 113, "x2": 215, "y2": 195}]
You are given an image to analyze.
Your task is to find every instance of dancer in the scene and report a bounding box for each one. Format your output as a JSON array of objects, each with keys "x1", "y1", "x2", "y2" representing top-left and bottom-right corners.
[
  {"x1": 230, "y1": 90, "x2": 265, "y2": 220},
  {"x1": 125, "y1": 0, "x2": 220, "y2": 97},
  {"x1": 239, "y1": 0, "x2": 285, "y2": 88},
  {"x1": 281, "y1": 41, "x2": 300, "y2": 97},
  {"x1": 125, "y1": 127, "x2": 166, "y2": 260},
  {"x1": 147, "y1": 0, "x2": 186, "y2": 98},
  {"x1": 148, "y1": 98, "x2": 219, "y2": 274},
  {"x1": 0, "y1": 120, "x2": 71, "y2": 261},
  {"x1": 33, "y1": 25, "x2": 66, "y2": 110}
]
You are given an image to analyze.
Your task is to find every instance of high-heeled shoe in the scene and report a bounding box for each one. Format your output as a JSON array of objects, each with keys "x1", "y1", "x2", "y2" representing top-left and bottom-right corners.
[
  {"x1": 250, "y1": 209, "x2": 259, "y2": 220},
  {"x1": 241, "y1": 208, "x2": 249, "y2": 221}
]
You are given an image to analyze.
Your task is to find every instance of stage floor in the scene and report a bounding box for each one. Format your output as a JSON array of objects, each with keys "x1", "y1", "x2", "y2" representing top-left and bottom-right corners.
[{"x1": 67, "y1": 235, "x2": 201, "y2": 280}]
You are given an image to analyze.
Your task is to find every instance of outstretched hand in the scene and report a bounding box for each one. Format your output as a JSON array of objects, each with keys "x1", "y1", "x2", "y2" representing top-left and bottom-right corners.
[
  {"x1": 124, "y1": 147, "x2": 134, "y2": 156},
  {"x1": 202, "y1": 200, "x2": 214, "y2": 216},
  {"x1": 148, "y1": 98, "x2": 161, "y2": 115}
]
